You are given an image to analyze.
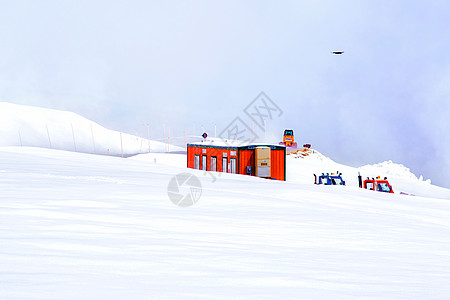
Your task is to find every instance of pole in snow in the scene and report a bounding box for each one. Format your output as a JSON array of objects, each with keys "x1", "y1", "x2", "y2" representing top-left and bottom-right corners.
[
  {"x1": 120, "y1": 132, "x2": 124, "y2": 158},
  {"x1": 147, "y1": 124, "x2": 150, "y2": 153},
  {"x1": 168, "y1": 127, "x2": 170, "y2": 153},
  {"x1": 46, "y1": 124, "x2": 52, "y2": 149},
  {"x1": 90, "y1": 123, "x2": 96, "y2": 153},
  {"x1": 18, "y1": 130, "x2": 22, "y2": 147},
  {"x1": 251, "y1": 121, "x2": 253, "y2": 141},
  {"x1": 264, "y1": 118, "x2": 266, "y2": 142},
  {"x1": 71, "y1": 123, "x2": 77, "y2": 151},
  {"x1": 358, "y1": 172, "x2": 362, "y2": 188}
]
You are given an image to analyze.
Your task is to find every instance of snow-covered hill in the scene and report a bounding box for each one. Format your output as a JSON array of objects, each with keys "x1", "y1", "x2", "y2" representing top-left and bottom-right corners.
[
  {"x1": 0, "y1": 102, "x2": 183, "y2": 155},
  {"x1": 287, "y1": 150, "x2": 450, "y2": 200},
  {"x1": 1, "y1": 103, "x2": 450, "y2": 298}
]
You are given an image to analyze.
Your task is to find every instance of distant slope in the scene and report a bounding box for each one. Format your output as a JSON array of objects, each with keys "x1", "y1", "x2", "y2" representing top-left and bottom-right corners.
[{"x1": 0, "y1": 102, "x2": 183, "y2": 155}]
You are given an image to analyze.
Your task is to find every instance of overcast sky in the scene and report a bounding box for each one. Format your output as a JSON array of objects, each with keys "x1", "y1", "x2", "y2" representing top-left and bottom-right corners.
[{"x1": 1, "y1": 0, "x2": 449, "y2": 188}]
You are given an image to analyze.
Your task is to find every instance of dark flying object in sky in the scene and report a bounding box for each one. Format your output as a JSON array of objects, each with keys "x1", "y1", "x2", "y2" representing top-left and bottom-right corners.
[{"x1": 331, "y1": 51, "x2": 344, "y2": 55}]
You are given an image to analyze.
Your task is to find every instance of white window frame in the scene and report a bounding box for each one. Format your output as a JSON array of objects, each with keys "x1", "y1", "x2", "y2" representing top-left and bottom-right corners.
[
  {"x1": 194, "y1": 155, "x2": 200, "y2": 170},
  {"x1": 211, "y1": 156, "x2": 217, "y2": 172},
  {"x1": 230, "y1": 158, "x2": 236, "y2": 174},
  {"x1": 222, "y1": 157, "x2": 227, "y2": 173},
  {"x1": 202, "y1": 155, "x2": 207, "y2": 171}
]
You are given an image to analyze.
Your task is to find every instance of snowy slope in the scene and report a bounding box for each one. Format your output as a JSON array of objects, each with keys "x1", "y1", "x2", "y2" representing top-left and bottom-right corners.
[
  {"x1": 0, "y1": 102, "x2": 183, "y2": 155},
  {"x1": 1, "y1": 147, "x2": 450, "y2": 299},
  {"x1": 287, "y1": 150, "x2": 450, "y2": 200}
]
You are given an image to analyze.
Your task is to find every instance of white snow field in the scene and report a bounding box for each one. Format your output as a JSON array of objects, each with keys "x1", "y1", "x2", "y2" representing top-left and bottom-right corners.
[
  {"x1": 1, "y1": 146, "x2": 450, "y2": 299},
  {"x1": 1, "y1": 103, "x2": 450, "y2": 299}
]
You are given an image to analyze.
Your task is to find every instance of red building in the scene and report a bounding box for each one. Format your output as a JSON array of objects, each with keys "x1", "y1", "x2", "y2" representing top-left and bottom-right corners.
[{"x1": 187, "y1": 141, "x2": 286, "y2": 181}]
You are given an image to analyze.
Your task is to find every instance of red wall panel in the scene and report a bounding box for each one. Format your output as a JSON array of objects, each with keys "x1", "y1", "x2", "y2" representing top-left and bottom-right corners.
[
  {"x1": 270, "y1": 149, "x2": 286, "y2": 181},
  {"x1": 238, "y1": 149, "x2": 255, "y2": 176},
  {"x1": 186, "y1": 145, "x2": 238, "y2": 173},
  {"x1": 187, "y1": 145, "x2": 285, "y2": 180}
]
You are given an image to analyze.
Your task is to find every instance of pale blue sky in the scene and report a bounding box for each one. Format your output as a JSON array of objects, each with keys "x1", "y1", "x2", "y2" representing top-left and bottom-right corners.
[{"x1": 1, "y1": 0, "x2": 449, "y2": 188}]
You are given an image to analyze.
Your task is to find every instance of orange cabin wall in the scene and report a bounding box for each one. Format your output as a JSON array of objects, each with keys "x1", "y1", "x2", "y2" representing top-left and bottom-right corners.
[
  {"x1": 187, "y1": 146, "x2": 193, "y2": 168},
  {"x1": 187, "y1": 146, "x2": 238, "y2": 172},
  {"x1": 270, "y1": 149, "x2": 286, "y2": 181},
  {"x1": 238, "y1": 149, "x2": 255, "y2": 176},
  {"x1": 207, "y1": 148, "x2": 237, "y2": 172},
  {"x1": 187, "y1": 145, "x2": 286, "y2": 180}
]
